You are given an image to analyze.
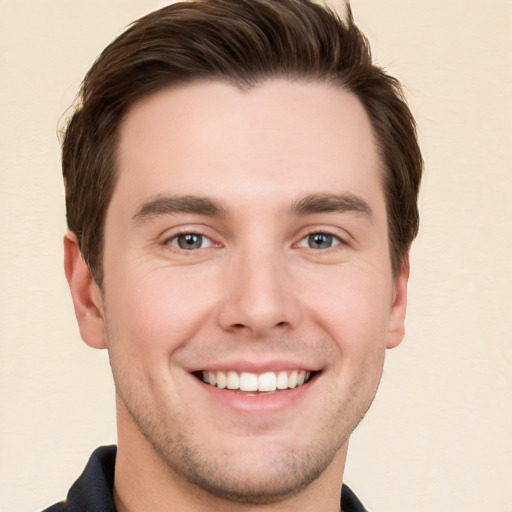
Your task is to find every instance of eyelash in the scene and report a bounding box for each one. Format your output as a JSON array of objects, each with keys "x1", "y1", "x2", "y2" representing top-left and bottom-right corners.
[
  {"x1": 163, "y1": 231, "x2": 216, "y2": 251},
  {"x1": 296, "y1": 230, "x2": 344, "y2": 250},
  {"x1": 162, "y1": 228, "x2": 346, "y2": 253}
]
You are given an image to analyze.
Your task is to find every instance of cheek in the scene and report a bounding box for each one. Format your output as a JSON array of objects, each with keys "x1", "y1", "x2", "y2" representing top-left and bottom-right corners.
[
  {"x1": 103, "y1": 261, "x2": 218, "y2": 355},
  {"x1": 304, "y1": 268, "x2": 393, "y2": 346}
]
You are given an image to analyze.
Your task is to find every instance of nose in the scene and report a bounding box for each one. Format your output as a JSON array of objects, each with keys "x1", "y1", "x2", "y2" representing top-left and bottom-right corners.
[{"x1": 217, "y1": 247, "x2": 302, "y2": 338}]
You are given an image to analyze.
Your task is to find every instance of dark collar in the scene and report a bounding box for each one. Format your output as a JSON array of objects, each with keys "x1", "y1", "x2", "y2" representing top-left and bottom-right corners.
[{"x1": 43, "y1": 445, "x2": 367, "y2": 512}]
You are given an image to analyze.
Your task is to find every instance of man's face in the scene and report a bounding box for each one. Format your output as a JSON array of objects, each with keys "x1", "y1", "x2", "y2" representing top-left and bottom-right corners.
[{"x1": 97, "y1": 80, "x2": 407, "y2": 503}]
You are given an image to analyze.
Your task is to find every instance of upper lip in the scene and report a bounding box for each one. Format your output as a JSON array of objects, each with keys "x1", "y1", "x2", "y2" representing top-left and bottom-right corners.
[{"x1": 186, "y1": 359, "x2": 320, "y2": 374}]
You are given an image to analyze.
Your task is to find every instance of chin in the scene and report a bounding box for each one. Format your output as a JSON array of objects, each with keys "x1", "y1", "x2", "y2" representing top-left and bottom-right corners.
[{"x1": 155, "y1": 439, "x2": 338, "y2": 505}]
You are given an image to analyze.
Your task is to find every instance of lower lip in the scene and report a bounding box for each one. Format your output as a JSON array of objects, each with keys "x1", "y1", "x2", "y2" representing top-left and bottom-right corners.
[{"x1": 197, "y1": 376, "x2": 317, "y2": 414}]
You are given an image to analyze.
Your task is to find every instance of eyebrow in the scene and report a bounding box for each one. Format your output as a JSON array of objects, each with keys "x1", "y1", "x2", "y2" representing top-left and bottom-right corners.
[
  {"x1": 288, "y1": 193, "x2": 373, "y2": 220},
  {"x1": 131, "y1": 192, "x2": 373, "y2": 225},
  {"x1": 132, "y1": 195, "x2": 228, "y2": 224}
]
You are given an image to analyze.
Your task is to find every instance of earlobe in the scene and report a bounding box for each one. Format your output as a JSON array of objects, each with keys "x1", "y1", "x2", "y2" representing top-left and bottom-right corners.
[
  {"x1": 386, "y1": 258, "x2": 410, "y2": 349},
  {"x1": 64, "y1": 232, "x2": 108, "y2": 349}
]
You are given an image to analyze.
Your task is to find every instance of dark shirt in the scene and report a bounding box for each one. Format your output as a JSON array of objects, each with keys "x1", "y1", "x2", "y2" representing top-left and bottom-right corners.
[{"x1": 43, "y1": 445, "x2": 367, "y2": 512}]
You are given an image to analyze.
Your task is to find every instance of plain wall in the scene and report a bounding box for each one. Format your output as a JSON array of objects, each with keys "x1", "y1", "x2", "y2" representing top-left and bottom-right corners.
[{"x1": 1, "y1": 1, "x2": 511, "y2": 511}]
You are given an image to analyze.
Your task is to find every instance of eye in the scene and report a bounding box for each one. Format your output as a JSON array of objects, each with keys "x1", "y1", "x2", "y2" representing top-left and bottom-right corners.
[
  {"x1": 298, "y1": 232, "x2": 341, "y2": 250},
  {"x1": 166, "y1": 233, "x2": 213, "y2": 250}
]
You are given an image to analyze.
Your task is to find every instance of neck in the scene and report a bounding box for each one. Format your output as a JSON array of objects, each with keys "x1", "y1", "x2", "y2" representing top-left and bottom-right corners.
[{"x1": 114, "y1": 412, "x2": 347, "y2": 512}]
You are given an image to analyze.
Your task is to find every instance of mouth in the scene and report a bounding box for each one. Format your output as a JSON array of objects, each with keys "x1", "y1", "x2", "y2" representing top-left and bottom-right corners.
[{"x1": 196, "y1": 369, "x2": 315, "y2": 394}]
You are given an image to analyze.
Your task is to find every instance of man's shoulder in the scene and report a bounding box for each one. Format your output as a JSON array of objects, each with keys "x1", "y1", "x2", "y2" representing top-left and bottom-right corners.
[
  {"x1": 41, "y1": 445, "x2": 117, "y2": 512},
  {"x1": 42, "y1": 503, "x2": 69, "y2": 512},
  {"x1": 341, "y1": 483, "x2": 368, "y2": 512}
]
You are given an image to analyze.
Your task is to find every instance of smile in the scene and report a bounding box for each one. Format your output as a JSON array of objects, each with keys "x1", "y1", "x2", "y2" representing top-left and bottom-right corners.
[{"x1": 201, "y1": 370, "x2": 312, "y2": 392}]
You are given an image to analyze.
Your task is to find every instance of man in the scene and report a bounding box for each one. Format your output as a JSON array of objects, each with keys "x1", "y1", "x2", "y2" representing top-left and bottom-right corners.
[{"x1": 46, "y1": 0, "x2": 422, "y2": 510}]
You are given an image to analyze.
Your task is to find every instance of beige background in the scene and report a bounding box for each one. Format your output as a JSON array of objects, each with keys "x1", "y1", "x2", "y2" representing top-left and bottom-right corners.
[{"x1": 1, "y1": 1, "x2": 511, "y2": 511}]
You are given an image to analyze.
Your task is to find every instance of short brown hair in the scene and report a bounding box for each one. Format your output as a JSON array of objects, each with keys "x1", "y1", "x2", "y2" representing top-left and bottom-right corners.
[{"x1": 62, "y1": 0, "x2": 422, "y2": 284}]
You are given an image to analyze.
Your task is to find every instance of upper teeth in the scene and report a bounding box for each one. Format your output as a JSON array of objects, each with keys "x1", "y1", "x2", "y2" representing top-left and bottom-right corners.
[{"x1": 201, "y1": 370, "x2": 311, "y2": 392}]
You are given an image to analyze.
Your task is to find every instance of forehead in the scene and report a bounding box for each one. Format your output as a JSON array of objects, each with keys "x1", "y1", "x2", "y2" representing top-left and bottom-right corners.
[{"x1": 112, "y1": 79, "x2": 383, "y2": 217}]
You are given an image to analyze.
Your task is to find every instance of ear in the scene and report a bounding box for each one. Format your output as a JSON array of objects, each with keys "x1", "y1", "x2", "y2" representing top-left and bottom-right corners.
[
  {"x1": 64, "y1": 232, "x2": 108, "y2": 349},
  {"x1": 386, "y1": 257, "x2": 410, "y2": 349}
]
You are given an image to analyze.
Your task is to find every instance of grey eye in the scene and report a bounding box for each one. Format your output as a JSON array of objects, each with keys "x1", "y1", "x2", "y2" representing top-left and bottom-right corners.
[
  {"x1": 169, "y1": 233, "x2": 212, "y2": 250},
  {"x1": 308, "y1": 233, "x2": 334, "y2": 249},
  {"x1": 298, "y1": 232, "x2": 341, "y2": 250}
]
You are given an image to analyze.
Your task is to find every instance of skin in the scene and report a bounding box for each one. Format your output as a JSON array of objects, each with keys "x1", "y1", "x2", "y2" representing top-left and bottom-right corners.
[{"x1": 65, "y1": 79, "x2": 409, "y2": 512}]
